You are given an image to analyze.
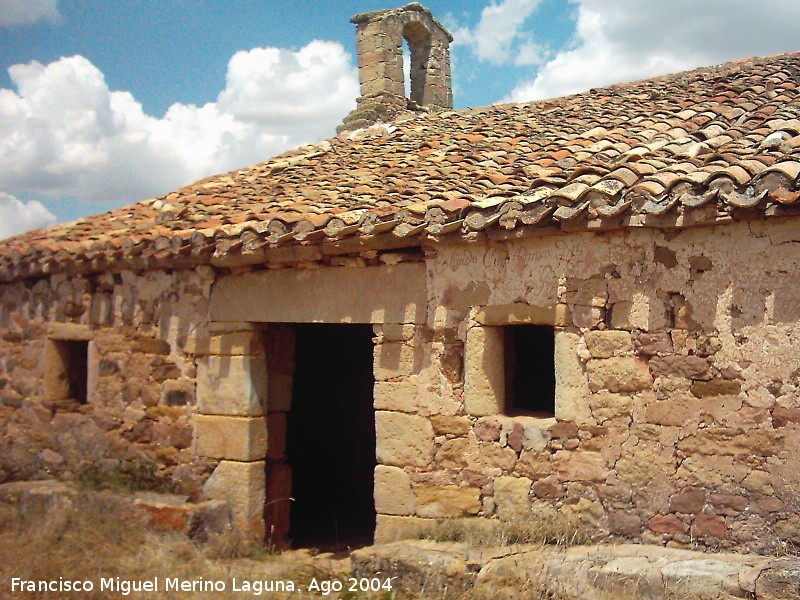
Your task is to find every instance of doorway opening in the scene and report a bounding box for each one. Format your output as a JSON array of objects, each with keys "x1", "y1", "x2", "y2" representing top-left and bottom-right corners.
[{"x1": 286, "y1": 323, "x2": 376, "y2": 551}]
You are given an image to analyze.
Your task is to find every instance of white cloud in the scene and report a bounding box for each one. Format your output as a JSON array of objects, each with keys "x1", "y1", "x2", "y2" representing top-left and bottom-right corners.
[
  {"x1": 0, "y1": 0, "x2": 59, "y2": 27},
  {"x1": 514, "y1": 42, "x2": 546, "y2": 67},
  {"x1": 0, "y1": 193, "x2": 56, "y2": 239},
  {"x1": 508, "y1": 0, "x2": 800, "y2": 101},
  {"x1": 218, "y1": 41, "x2": 359, "y2": 131},
  {"x1": 454, "y1": 0, "x2": 542, "y2": 65},
  {"x1": 0, "y1": 41, "x2": 359, "y2": 210}
]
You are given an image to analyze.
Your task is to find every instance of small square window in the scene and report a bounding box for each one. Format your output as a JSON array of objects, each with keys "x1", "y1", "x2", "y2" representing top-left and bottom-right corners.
[
  {"x1": 503, "y1": 325, "x2": 555, "y2": 416},
  {"x1": 49, "y1": 339, "x2": 89, "y2": 404}
]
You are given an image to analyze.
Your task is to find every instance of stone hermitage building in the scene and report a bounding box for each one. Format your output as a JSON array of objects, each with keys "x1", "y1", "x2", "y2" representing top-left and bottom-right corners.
[{"x1": 2, "y1": 3, "x2": 800, "y2": 553}]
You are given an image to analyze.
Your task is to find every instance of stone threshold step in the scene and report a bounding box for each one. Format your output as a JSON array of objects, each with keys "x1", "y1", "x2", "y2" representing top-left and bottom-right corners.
[{"x1": 351, "y1": 539, "x2": 800, "y2": 599}]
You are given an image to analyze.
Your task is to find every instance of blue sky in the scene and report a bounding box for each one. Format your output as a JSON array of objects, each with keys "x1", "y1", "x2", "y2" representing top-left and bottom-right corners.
[
  {"x1": 1, "y1": 0, "x2": 800, "y2": 238},
  {"x1": 0, "y1": 1, "x2": 575, "y2": 116}
]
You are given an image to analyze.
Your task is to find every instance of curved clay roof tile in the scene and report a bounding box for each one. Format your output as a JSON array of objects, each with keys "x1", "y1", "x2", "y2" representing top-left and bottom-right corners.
[{"x1": 4, "y1": 51, "x2": 800, "y2": 281}]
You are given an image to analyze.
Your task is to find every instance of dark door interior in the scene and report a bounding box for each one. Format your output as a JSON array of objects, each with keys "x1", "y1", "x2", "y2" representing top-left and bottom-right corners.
[{"x1": 286, "y1": 323, "x2": 376, "y2": 551}]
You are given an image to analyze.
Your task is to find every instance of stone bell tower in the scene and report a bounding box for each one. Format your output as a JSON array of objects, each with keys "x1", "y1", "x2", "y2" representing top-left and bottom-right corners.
[{"x1": 338, "y1": 3, "x2": 453, "y2": 132}]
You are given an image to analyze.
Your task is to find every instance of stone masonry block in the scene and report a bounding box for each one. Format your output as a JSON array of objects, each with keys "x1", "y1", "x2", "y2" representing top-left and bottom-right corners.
[
  {"x1": 42, "y1": 340, "x2": 69, "y2": 400},
  {"x1": 133, "y1": 336, "x2": 171, "y2": 355},
  {"x1": 413, "y1": 485, "x2": 481, "y2": 518},
  {"x1": 357, "y1": 49, "x2": 391, "y2": 69},
  {"x1": 86, "y1": 341, "x2": 100, "y2": 404},
  {"x1": 374, "y1": 379, "x2": 418, "y2": 412},
  {"x1": 464, "y1": 325, "x2": 504, "y2": 416},
  {"x1": 586, "y1": 357, "x2": 652, "y2": 393},
  {"x1": 646, "y1": 400, "x2": 690, "y2": 426},
  {"x1": 185, "y1": 331, "x2": 264, "y2": 356},
  {"x1": 47, "y1": 322, "x2": 93, "y2": 340},
  {"x1": 210, "y1": 263, "x2": 426, "y2": 325},
  {"x1": 375, "y1": 411, "x2": 434, "y2": 467},
  {"x1": 204, "y1": 460, "x2": 265, "y2": 541},
  {"x1": 207, "y1": 322, "x2": 267, "y2": 334},
  {"x1": 635, "y1": 332, "x2": 673, "y2": 356},
  {"x1": 584, "y1": 330, "x2": 633, "y2": 359},
  {"x1": 374, "y1": 515, "x2": 438, "y2": 544},
  {"x1": 431, "y1": 414, "x2": 471, "y2": 436},
  {"x1": 474, "y1": 303, "x2": 569, "y2": 327},
  {"x1": 553, "y1": 450, "x2": 609, "y2": 482},
  {"x1": 669, "y1": 488, "x2": 705, "y2": 514},
  {"x1": 554, "y1": 331, "x2": 591, "y2": 422},
  {"x1": 690, "y1": 379, "x2": 742, "y2": 398},
  {"x1": 649, "y1": 355, "x2": 710, "y2": 380},
  {"x1": 374, "y1": 323, "x2": 416, "y2": 342},
  {"x1": 494, "y1": 476, "x2": 532, "y2": 521},
  {"x1": 572, "y1": 305, "x2": 604, "y2": 328},
  {"x1": 588, "y1": 391, "x2": 633, "y2": 423},
  {"x1": 649, "y1": 514, "x2": 688, "y2": 535},
  {"x1": 691, "y1": 514, "x2": 726, "y2": 538},
  {"x1": 374, "y1": 342, "x2": 416, "y2": 381},
  {"x1": 90, "y1": 293, "x2": 112, "y2": 325},
  {"x1": 196, "y1": 355, "x2": 267, "y2": 416},
  {"x1": 608, "y1": 511, "x2": 642, "y2": 537},
  {"x1": 375, "y1": 465, "x2": 414, "y2": 516},
  {"x1": 195, "y1": 415, "x2": 267, "y2": 461}
]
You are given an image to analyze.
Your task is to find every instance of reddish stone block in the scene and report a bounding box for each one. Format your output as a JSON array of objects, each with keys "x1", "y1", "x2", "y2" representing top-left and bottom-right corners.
[
  {"x1": 635, "y1": 333, "x2": 672, "y2": 356},
  {"x1": 669, "y1": 488, "x2": 705, "y2": 514},
  {"x1": 608, "y1": 511, "x2": 642, "y2": 537},
  {"x1": 709, "y1": 493, "x2": 748, "y2": 515},
  {"x1": 649, "y1": 355, "x2": 709, "y2": 379},
  {"x1": 690, "y1": 379, "x2": 742, "y2": 398},
  {"x1": 692, "y1": 514, "x2": 727, "y2": 539},
  {"x1": 532, "y1": 478, "x2": 565, "y2": 499},
  {"x1": 462, "y1": 469, "x2": 491, "y2": 488},
  {"x1": 548, "y1": 421, "x2": 579, "y2": 439},
  {"x1": 648, "y1": 514, "x2": 687, "y2": 535},
  {"x1": 474, "y1": 419, "x2": 501, "y2": 442},
  {"x1": 772, "y1": 407, "x2": 800, "y2": 428},
  {"x1": 507, "y1": 423, "x2": 524, "y2": 453},
  {"x1": 753, "y1": 496, "x2": 784, "y2": 515}
]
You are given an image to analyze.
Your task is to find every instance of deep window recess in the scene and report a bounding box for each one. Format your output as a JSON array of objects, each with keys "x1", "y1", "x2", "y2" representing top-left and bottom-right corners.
[
  {"x1": 54, "y1": 339, "x2": 89, "y2": 404},
  {"x1": 504, "y1": 325, "x2": 555, "y2": 416}
]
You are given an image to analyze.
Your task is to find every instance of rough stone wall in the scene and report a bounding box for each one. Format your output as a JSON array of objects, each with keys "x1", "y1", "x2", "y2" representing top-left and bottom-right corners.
[
  {"x1": 375, "y1": 218, "x2": 800, "y2": 554},
  {"x1": 0, "y1": 267, "x2": 216, "y2": 497},
  {"x1": 5, "y1": 216, "x2": 800, "y2": 552}
]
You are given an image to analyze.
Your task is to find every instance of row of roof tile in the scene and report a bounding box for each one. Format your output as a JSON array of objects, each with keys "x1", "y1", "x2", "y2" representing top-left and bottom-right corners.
[{"x1": 2, "y1": 52, "x2": 800, "y2": 281}]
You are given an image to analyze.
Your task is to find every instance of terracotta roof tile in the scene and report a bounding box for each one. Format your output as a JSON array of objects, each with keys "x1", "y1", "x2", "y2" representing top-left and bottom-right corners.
[{"x1": 3, "y1": 51, "x2": 800, "y2": 280}]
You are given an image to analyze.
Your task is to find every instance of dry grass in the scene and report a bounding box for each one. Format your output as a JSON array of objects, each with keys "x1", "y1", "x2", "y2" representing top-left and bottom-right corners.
[
  {"x1": 0, "y1": 492, "x2": 531, "y2": 600},
  {"x1": 417, "y1": 514, "x2": 593, "y2": 548},
  {"x1": 0, "y1": 493, "x2": 350, "y2": 599},
  {"x1": 0, "y1": 493, "x2": 742, "y2": 600}
]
